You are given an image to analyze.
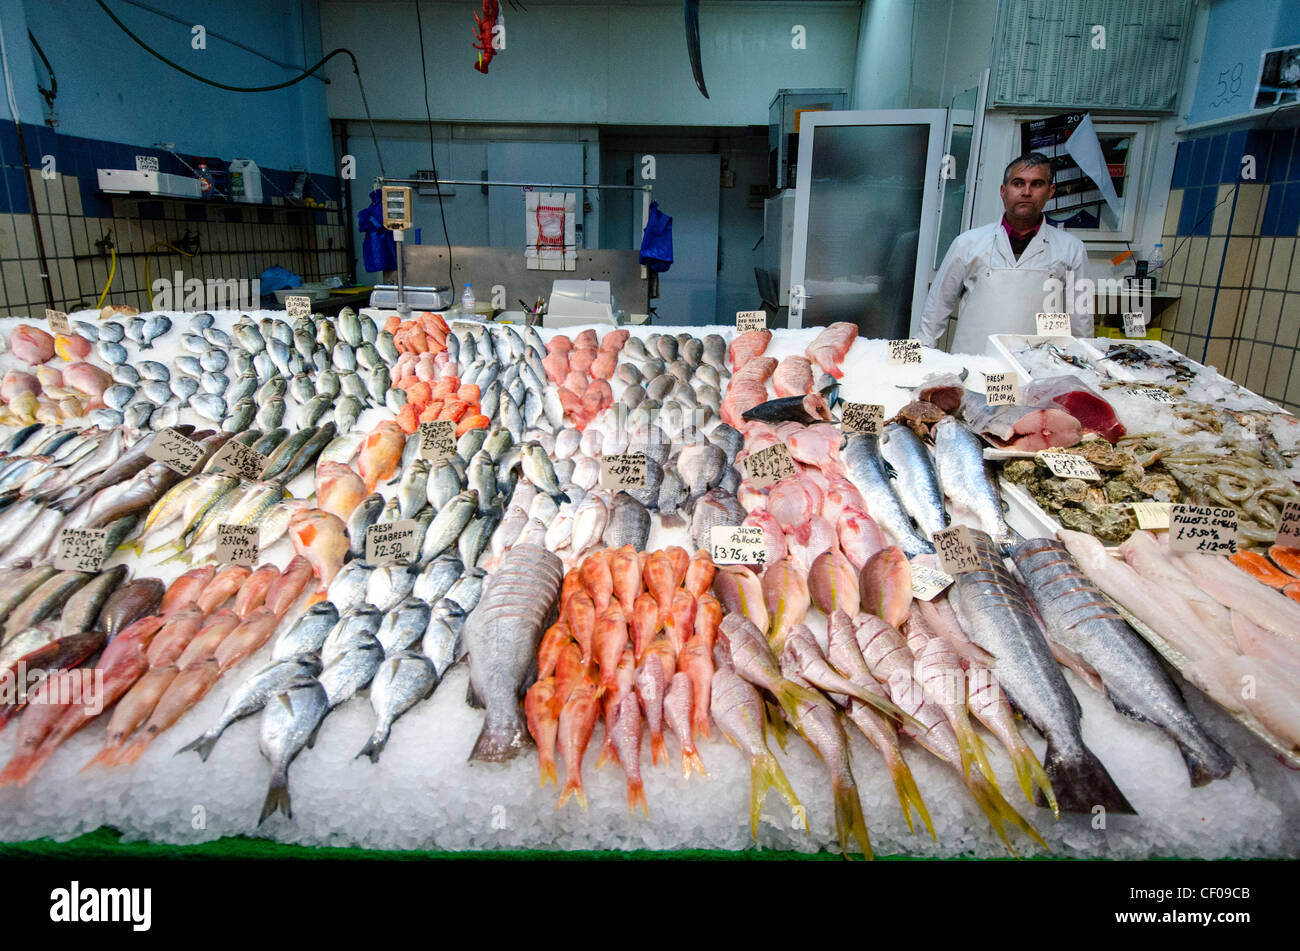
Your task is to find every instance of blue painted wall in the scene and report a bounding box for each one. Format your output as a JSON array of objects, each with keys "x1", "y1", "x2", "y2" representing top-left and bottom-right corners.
[{"x1": 1186, "y1": 0, "x2": 1300, "y2": 126}]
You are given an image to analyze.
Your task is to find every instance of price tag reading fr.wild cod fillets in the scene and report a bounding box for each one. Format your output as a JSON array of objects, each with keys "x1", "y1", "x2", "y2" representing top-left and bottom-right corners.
[
  {"x1": 1036, "y1": 450, "x2": 1101, "y2": 481},
  {"x1": 1275, "y1": 501, "x2": 1300, "y2": 548},
  {"x1": 983, "y1": 372, "x2": 1020, "y2": 406},
  {"x1": 910, "y1": 562, "x2": 954, "y2": 601},
  {"x1": 284, "y1": 295, "x2": 312, "y2": 320},
  {"x1": 45, "y1": 309, "x2": 71, "y2": 335},
  {"x1": 215, "y1": 524, "x2": 259, "y2": 567},
  {"x1": 932, "y1": 525, "x2": 982, "y2": 575},
  {"x1": 53, "y1": 528, "x2": 109, "y2": 573},
  {"x1": 365, "y1": 519, "x2": 418, "y2": 566},
  {"x1": 735, "y1": 310, "x2": 767, "y2": 332},
  {"x1": 744, "y1": 443, "x2": 798, "y2": 489},
  {"x1": 417, "y1": 421, "x2": 457, "y2": 462},
  {"x1": 840, "y1": 402, "x2": 885, "y2": 435},
  {"x1": 1036, "y1": 312, "x2": 1072, "y2": 336},
  {"x1": 1130, "y1": 502, "x2": 1172, "y2": 530},
  {"x1": 208, "y1": 440, "x2": 269, "y2": 481},
  {"x1": 709, "y1": 525, "x2": 768, "y2": 566},
  {"x1": 887, "y1": 339, "x2": 923, "y2": 365},
  {"x1": 1122, "y1": 312, "x2": 1148, "y2": 338},
  {"x1": 145, "y1": 428, "x2": 203, "y2": 475},
  {"x1": 1170, "y1": 505, "x2": 1238, "y2": 555},
  {"x1": 599, "y1": 452, "x2": 648, "y2": 490}
]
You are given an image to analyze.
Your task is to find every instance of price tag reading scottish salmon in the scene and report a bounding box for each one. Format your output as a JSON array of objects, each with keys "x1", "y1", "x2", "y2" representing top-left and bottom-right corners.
[
  {"x1": 44, "y1": 309, "x2": 71, "y2": 335},
  {"x1": 910, "y1": 562, "x2": 954, "y2": 601},
  {"x1": 1275, "y1": 502, "x2": 1300, "y2": 548},
  {"x1": 1122, "y1": 312, "x2": 1147, "y2": 338},
  {"x1": 933, "y1": 525, "x2": 982, "y2": 575},
  {"x1": 365, "y1": 519, "x2": 418, "y2": 566},
  {"x1": 53, "y1": 528, "x2": 109, "y2": 573},
  {"x1": 599, "y1": 452, "x2": 648, "y2": 490},
  {"x1": 735, "y1": 310, "x2": 766, "y2": 332},
  {"x1": 887, "y1": 339, "x2": 922, "y2": 365},
  {"x1": 709, "y1": 526, "x2": 768, "y2": 565},
  {"x1": 417, "y1": 421, "x2": 457, "y2": 462},
  {"x1": 840, "y1": 402, "x2": 885, "y2": 435},
  {"x1": 1170, "y1": 505, "x2": 1238, "y2": 555},
  {"x1": 1036, "y1": 450, "x2": 1101, "y2": 481},
  {"x1": 744, "y1": 443, "x2": 798, "y2": 488},
  {"x1": 208, "y1": 440, "x2": 269, "y2": 481},
  {"x1": 1131, "y1": 502, "x2": 1172, "y2": 530},
  {"x1": 145, "y1": 428, "x2": 203, "y2": 475},
  {"x1": 284, "y1": 295, "x2": 312, "y2": 320},
  {"x1": 984, "y1": 372, "x2": 1020, "y2": 406},
  {"x1": 1126, "y1": 385, "x2": 1176, "y2": 405},
  {"x1": 215, "y1": 524, "x2": 259, "y2": 567},
  {"x1": 1036, "y1": 312, "x2": 1072, "y2": 336}
]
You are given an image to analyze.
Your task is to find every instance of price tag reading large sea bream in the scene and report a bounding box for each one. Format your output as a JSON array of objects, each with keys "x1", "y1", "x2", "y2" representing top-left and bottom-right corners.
[
  {"x1": 744, "y1": 443, "x2": 798, "y2": 488},
  {"x1": 599, "y1": 452, "x2": 648, "y2": 490},
  {"x1": 215, "y1": 524, "x2": 259, "y2": 567},
  {"x1": 735, "y1": 310, "x2": 766, "y2": 332},
  {"x1": 1275, "y1": 502, "x2": 1300, "y2": 548},
  {"x1": 145, "y1": 428, "x2": 203, "y2": 475},
  {"x1": 284, "y1": 295, "x2": 312, "y2": 320},
  {"x1": 417, "y1": 421, "x2": 457, "y2": 462},
  {"x1": 1170, "y1": 505, "x2": 1238, "y2": 555},
  {"x1": 45, "y1": 309, "x2": 71, "y2": 335},
  {"x1": 710, "y1": 525, "x2": 768, "y2": 566},
  {"x1": 840, "y1": 402, "x2": 885, "y2": 435},
  {"x1": 365, "y1": 519, "x2": 418, "y2": 566},
  {"x1": 1131, "y1": 502, "x2": 1172, "y2": 531},
  {"x1": 887, "y1": 339, "x2": 922, "y2": 365},
  {"x1": 1035, "y1": 312, "x2": 1072, "y2": 336},
  {"x1": 208, "y1": 440, "x2": 269, "y2": 481},
  {"x1": 1036, "y1": 450, "x2": 1101, "y2": 481},
  {"x1": 910, "y1": 562, "x2": 954, "y2": 601},
  {"x1": 53, "y1": 528, "x2": 109, "y2": 573},
  {"x1": 1122, "y1": 312, "x2": 1147, "y2": 338},
  {"x1": 932, "y1": 525, "x2": 982, "y2": 575},
  {"x1": 983, "y1": 372, "x2": 1020, "y2": 406}
]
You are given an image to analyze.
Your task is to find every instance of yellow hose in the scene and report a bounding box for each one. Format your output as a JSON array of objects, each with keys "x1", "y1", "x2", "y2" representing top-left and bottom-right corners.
[
  {"x1": 143, "y1": 241, "x2": 196, "y2": 309},
  {"x1": 95, "y1": 245, "x2": 117, "y2": 310}
]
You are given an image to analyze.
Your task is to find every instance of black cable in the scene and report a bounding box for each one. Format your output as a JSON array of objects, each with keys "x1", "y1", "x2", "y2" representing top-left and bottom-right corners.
[
  {"x1": 28, "y1": 30, "x2": 56, "y2": 110},
  {"x1": 414, "y1": 0, "x2": 454, "y2": 292}
]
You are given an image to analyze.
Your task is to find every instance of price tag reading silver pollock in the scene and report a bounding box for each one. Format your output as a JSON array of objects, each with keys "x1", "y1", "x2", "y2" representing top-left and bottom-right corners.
[{"x1": 710, "y1": 525, "x2": 767, "y2": 565}]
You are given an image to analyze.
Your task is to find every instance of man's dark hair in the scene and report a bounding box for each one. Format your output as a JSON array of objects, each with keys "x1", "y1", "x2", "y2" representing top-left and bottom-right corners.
[{"x1": 1003, "y1": 152, "x2": 1054, "y2": 186}]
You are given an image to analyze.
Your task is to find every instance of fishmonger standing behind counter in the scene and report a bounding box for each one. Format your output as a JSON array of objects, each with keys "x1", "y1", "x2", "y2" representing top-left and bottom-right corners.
[{"x1": 919, "y1": 152, "x2": 1091, "y2": 353}]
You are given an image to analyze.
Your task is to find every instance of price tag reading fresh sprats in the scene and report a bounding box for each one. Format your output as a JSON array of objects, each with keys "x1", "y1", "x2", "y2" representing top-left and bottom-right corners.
[
  {"x1": 284, "y1": 295, "x2": 312, "y2": 320},
  {"x1": 215, "y1": 524, "x2": 259, "y2": 567},
  {"x1": 709, "y1": 526, "x2": 768, "y2": 566},
  {"x1": 53, "y1": 528, "x2": 109, "y2": 573},
  {"x1": 736, "y1": 310, "x2": 767, "y2": 332},
  {"x1": 365, "y1": 520, "x2": 418, "y2": 566},
  {"x1": 417, "y1": 421, "x2": 457, "y2": 462},
  {"x1": 1036, "y1": 450, "x2": 1101, "y2": 481},
  {"x1": 45, "y1": 309, "x2": 71, "y2": 335},
  {"x1": 1131, "y1": 502, "x2": 1172, "y2": 531},
  {"x1": 599, "y1": 452, "x2": 648, "y2": 490},
  {"x1": 1122, "y1": 312, "x2": 1147, "y2": 338},
  {"x1": 145, "y1": 428, "x2": 204, "y2": 475},
  {"x1": 1126, "y1": 385, "x2": 1176, "y2": 405},
  {"x1": 1036, "y1": 312, "x2": 1072, "y2": 336},
  {"x1": 1170, "y1": 505, "x2": 1238, "y2": 555},
  {"x1": 208, "y1": 440, "x2": 269, "y2": 481},
  {"x1": 840, "y1": 402, "x2": 885, "y2": 435},
  {"x1": 1275, "y1": 501, "x2": 1300, "y2": 548},
  {"x1": 910, "y1": 562, "x2": 954, "y2": 601},
  {"x1": 744, "y1": 443, "x2": 798, "y2": 489},
  {"x1": 984, "y1": 372, "x2": 1020, "y2": 406},
  {"x1": 933, "y1": 525, "x2": 982, "y2": 575},
  {"x1": 887, "y1": 339, "x2": 922, "y2": 365}
]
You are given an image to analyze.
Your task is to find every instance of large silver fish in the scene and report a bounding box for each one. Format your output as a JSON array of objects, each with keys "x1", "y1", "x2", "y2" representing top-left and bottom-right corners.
[
  {"x1": 356, "y1": 650, "x2": 437, "y2": 762},
  {"x1": 932, "y1": 417, "x2": 1010, "y2": 548},
  {"x1": 258, "y1": 677, "x2": 329, "y2": 823},
  {"x1": 843, "y1": 433, "x2": 934, "y2": 556},
  {"x1": 879, "y1": 423, "x2": 947, "y2": 539}
]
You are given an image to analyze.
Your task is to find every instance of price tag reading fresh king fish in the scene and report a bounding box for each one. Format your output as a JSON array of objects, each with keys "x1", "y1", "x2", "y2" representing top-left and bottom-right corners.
[
  {"x1": 1275, "y1": 502, "x2": 1300, "y2": 548},
  {"x1": 53, "y1": 528, "x2": 109, "y2": 573},
  {"x1": 208, "y1": 440, "x2": 269, "y2": 481},
  {"x1": 887, "y1": 339, "x2": 922, "y2": 365},
  {"x1": 1170, "y1": 505, "x2": 1238, "y2": 555},
  {"x1": 983, "y1": 372, "x2": 1020, "y2": 406},
  {"x1": 145, "y1": 428, "x2": 204, "y2": 475},
  {"x1": 1035, "y1": 312, "x2": 1072, "y2": 336},
  {"x1": 1122, "y1": 312, "x2": 1147, "y2": 338},
  {"x1": 1036, "y1": 450, "x2": 1101, "y2": 481},
  {"x1": 215, "y1": 524, "x2": 259, "y2": 567},
  {"x1": 365, "y1": 520, "x2": 418, "y2": 566},
  {"x1": 599, "y1": 452, "x2": 648, "y2": 490},
  {"x1": 840, "y1": 402, "x2": 885, "y2": 435},
  {"x1": 910, "y1": 562, "x2": 954, "y2": 601},
  {"x1": 1131, "y1": 502, "x2": 1172, "y2": 530},
  {"x1": 744, "y1": 443, "x2": 798, "y2": 489},
  {"x1": 284, "y1": 295, "x2": 312, "y2": 320},
  {"x1": 417, "y1": 421, "x2": 457, "y2": 462},
  {"x1": 736, "y1": 310, "x2": 766, "y2": 332},
  {"x1": 45, "y1": 309, "x2": 71, "y2": 335},
  {"x1": 710, "y1": 526, "x2": 768, "y2": 566},
  {"x1": 932, "y1": 525, "x2": 982, "y2": 575}
]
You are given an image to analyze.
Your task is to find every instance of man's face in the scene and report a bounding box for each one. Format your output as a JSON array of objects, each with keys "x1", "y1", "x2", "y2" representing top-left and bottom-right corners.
[{"x1": 1000, "y1": 163, "x2": 1055, "y2": 221}]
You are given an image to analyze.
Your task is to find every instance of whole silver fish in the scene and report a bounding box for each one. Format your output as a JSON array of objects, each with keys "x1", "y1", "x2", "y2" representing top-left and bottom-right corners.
[
  {"x1": 414, "y1": 555, "x2": 464, "y2": 605},
  {"x1": 843, "y1": 433, "x2": 934, "y2": 555},
  {"x1": 319, "y1": 638, "x2": 383, "y2": 708},
  {"x1": 0, "y1": 565, "x2": 58, "y2": 627},
  {"x1": 879, "y1": 423, "x2": 947, "y2": 539},
  {"x1": 59, "y1": 565, "x2": 129, "y2": 637},
  {"x1": 366, "y1": 564, "x2": 420, "y2": 614},
  {"x1": 356, "y1": 650, "x2": 438, "y2": 762},
  {"x1": 322, "y1": 605, "x2": 384, "y2": 665},
  {"x1": 3, "y1": 570, "x2": 92, "y2": 639},
  {"x1": 932, "y1": 416, "x2": 1010, "y2": 548},
  {"x1": 258, "y1": 677, "x2": 329, "y2": 823},
  {"x1": 326, "y1": 563, "x2": 373, "y2": 615},
  {"x1": 376, "y1": 597, "x2": 432, "y2": 654},
  {"x1": 179, "y1": 653, "x2": 322, "y2": 761},
  {"x1": 603, "y1": 492, "x2": 650, "y2": 551},
  {"x1": 272, "y1": 602, "x2": 339, "y2": 660},
  {"x1": 421, "y1": 490, "x2": 477, "y2": 562}
]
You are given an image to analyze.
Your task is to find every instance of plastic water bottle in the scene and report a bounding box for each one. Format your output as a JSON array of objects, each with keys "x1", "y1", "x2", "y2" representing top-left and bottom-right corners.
[
  {"x1": 461, "y1": 283, "x2": 475, "y2": 314},
  {"x1": 1149, "y1": 243, "x2": 1164, "y2": 292}
]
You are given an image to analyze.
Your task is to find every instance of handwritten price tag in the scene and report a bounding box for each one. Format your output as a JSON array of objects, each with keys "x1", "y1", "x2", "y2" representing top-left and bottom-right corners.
[
  {"x1": 1170, "y1": 505, "x2": 1238, "y2": 555},
  {"x1": 284, "y1": 295, "x2": 312, "y2": 320},
  {"x1": 599, "y1": 452, "x2": 648, "y2": 490},
  {"x1": 365, "y1": 519, "x2": 418, "y2": 566},
  {"x1": 45, "y1": 309, "x2": 71, "y2": 335},
  {"x1": 736, "y1": 310, "x2": 766, "y2": 332},
  {"x1": 1131, "y1": 501, "x2": 1172, "y2": 531},
  {"x1": 1122, "y1": 312, "x2": 1147, "y2": 338},
  {"x1": 1036, "y1": 312, "x2": 1072, "y2": 336},
  {"x1": 984, "y1": 372, "x2": 1020, "y2": 406},
  {"x1": 887, "y1": 339, "x2": 922, "y2": 365},
  {"x1": 145, "y1": 428, "x2": 204, "y2": 475},
  {"x1": 135, "y1": 155, "x2": 159, "y2": 173},
  {"x1": 709, "y1": 525, "x2": 768, "y2": 565},
  {"x1": 744, "y1": 443, "x2": 798, "y2": 489},
  {"x1": 53, "y1": 528, "x2": 109, "y2": 573},
  {"x1": 910, "y1": 562, "x2": 954, "y2": 601},
  {"x1": 1275, "y1": 501, "x2": 1300, "y2": 548},
  {"x1": 215, "y1": 524, "x2": 259, "y2": 567},
  {"x1": 1126, "y1": 385, "x2": 1176, "y2": 405},
  {"x1": 208, "y1": 440, "x2": 269, "y2": 481},
  {"x1": 1036, "y1": 450, "x2": 1101, "y2": 481},
  {"x1": 417, "y1": 421, "x2": 457, "y2": 462},
  {"x1": 840, "y1": 402, "x2": 885, "y2": 435},
  {"x1": 933, "y1": 525, "x2": 982, "y2": 575}
]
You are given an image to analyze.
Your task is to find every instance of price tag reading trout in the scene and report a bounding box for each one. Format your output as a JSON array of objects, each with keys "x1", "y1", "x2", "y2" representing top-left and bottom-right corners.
[
  {"x1": 744, "y1": 443, "x2": 798, "y2": 488},
  {"x1": 1036, "y1": 312, "x2": 1072, "y2": 336},
  {"x1": 53, "y1": 528, "x2": 109, "y2": 573},
  {"x1": 145, "y1": 428, "x2": 204, "y2": 475},
  {"x1": 1131, "y1": 502, "x2": 1172, "y2": 531},
  {"x1": 887, "y1": 338, "x2": 922, "y2": 365},
  {"x1": 45, "y1": 309, "x2": 71, "y2": 335},
  {"x1": 215, "y1": 524, "x2": 259, "y2": 567},
  {"x1": 840, "y1": 402, "x2": 885, "y2": 435},
  {"x1": 983, "y1": 372, "x2": 1020, "y2": 405},
  {"x1": 710, "y1": 525, "x2": 768, "y2": 566},
  {"x1": 910, "y1": 562, "x2": 954, "y2": 601},
  {"x1": 736, "y1": 310, "x2": 766, "y2": 332},
  {"x1": 1275, "y1": 501, "x2": 1300, "y2": 548},
  {"x1": 1036, "y1": 450, "x2": 1101, "y2": 481},
  {"x1": 417, "y1": 421, "x2": 457, "y2": 462},
  {"x1": 1170, "y1": 505, "x2": 1238, "y2": 555},
  {"x1": 933, "y1": 525, "x2": 982, "y2": 575},
  {"x1": 365, "y1": 520, "x2": 418, "y2": 566},
  {"x1": 1126, "y1": 385, "x2": 1176, "y2": 405},
  {"x1": 208, "y1": 440, "x2": 269, "y2": 481},
  {"x1": 284, "y1": 295, "x2": 312, "y2": 320},
  {"x1": 599, "y1": 452, "x2": 648, "y2": 490},
  {"x1": 1122, "y1": 312, "x2": 1147, "y2": 338}
]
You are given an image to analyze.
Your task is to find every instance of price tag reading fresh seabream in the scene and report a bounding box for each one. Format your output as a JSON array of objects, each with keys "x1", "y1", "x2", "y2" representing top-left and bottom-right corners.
[
  {"x1": 910, "y1": 562, "x2": 954, "y2": 601},
  {"x1": 53, "y1": 528, "x2": 109, "y2": 573},
  {"x1": 417, "y1": 421, "x2": 457, "y2": 462},
  {"x1": 984, "y1": 372, "x2": 1020, "y2": 406},
  {"x1": 1170, "y1": 505, "x2": 1238, "y2": 555},
  {"x1": 1036, "y1": 312, "x2": 1072, "y2": 336},
  {"x1": 1036, "y1": 450, "x2": 1101, "y2": 481},
  {"x1": 45, "y1": 309, "x2": 71, "y2": 335},
  {"x1": 932, "y1": 525, "x2": 982, "y2": 575},
  {"x1": 736, "y1": 310, "x2": 767, "y2": 332},
  {"x1": 840, "y1": 402, "x2": 885, "y2": 436},
  {"x1": 1275, "y1": 501, "x2": 1300, "y2": 548},
  {"x1": 744, "y1": 443, "x2": 798, "y2": 489},
  {"x1": 1131, "y1": 501, "x2": 1172, "y2": 531},
  {"x1": 1122, "y1": 312, "x2": 1147, "y2": 338},
  {"x1": 710, "y1": 525, "x2": 768, "y2": 566},
  {"x1": 284, "y1": 295, "x2": 313, "y2": 320},
  {"x1": 208, "y1": 440, "x2": 269, "y2": 481},
  {"x1": 599, "y1": 452, "x2": 648, "y2": 490},
  {"x1": 887, "y1": 339, "x2": 922, "y2": 365},
  {"x1": 365, "y1": 519, "x2": 418, "y2": 566},
  {"x1": 145, "y1": 428, "x2": 204, "y2": 475},
  {"x1": 215, "y1": 524, "x2": 259, "y2": 567}
]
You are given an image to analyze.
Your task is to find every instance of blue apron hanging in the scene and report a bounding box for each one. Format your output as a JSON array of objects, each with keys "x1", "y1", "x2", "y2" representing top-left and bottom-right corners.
[{"x1": 639, "y1": 200, "x2": 673, "y2": 273}]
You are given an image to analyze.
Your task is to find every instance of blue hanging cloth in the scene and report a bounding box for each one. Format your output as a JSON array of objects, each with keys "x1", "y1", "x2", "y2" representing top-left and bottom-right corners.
[
  {"x1": 639, "y1": 200, "x2": 673, "y2": 273},
  {"x1": 358, "y1": 188, "x2": 397, "y2": 272}
]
